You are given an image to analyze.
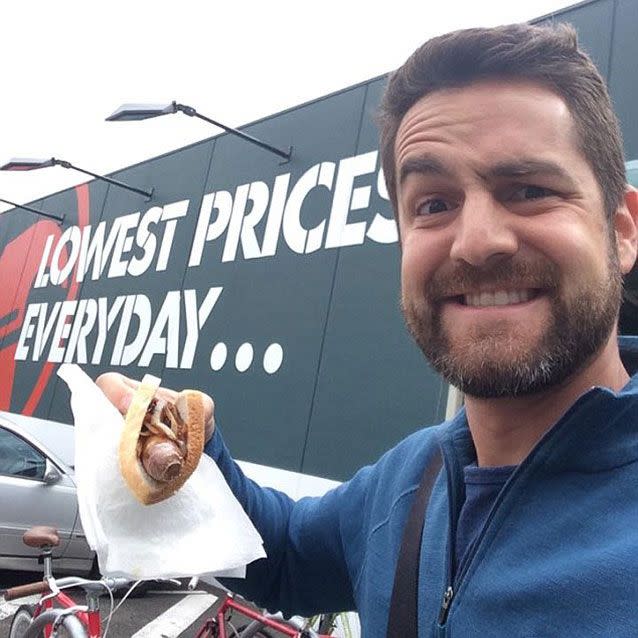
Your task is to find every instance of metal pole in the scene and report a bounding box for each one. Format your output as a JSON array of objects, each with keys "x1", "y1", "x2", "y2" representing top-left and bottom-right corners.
[
  {"x1": 177, "y1": 105, "x2": 292, "y2": 160},
  {"x1": 55, "y1": 160, "x2": 153, "y2": 199},
  {"x1": 0, "y1": 198, "x2": 64, "y2": 223}
]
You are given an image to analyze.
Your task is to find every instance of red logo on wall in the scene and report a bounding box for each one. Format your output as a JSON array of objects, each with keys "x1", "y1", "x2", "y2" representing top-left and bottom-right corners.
[{"x1": 0, "y1": 184, "x2": 89, "y2": 414}]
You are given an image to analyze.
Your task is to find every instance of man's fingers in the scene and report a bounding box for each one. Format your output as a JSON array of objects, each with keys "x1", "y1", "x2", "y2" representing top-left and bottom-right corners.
[
  {"x1": 96, "y1": 372, "x2": 137, "y2": 415},
  {"x1": 95, "y1": 372, "x2": 216, "y2": 442}
]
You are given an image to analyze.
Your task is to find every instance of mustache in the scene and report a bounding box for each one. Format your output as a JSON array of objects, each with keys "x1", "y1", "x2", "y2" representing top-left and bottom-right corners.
[{"x1": 426, "y1": 258, "x2": 561, "y2": 300}]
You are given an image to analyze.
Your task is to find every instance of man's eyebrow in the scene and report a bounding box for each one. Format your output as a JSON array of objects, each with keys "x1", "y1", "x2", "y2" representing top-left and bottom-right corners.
[
  {"x1": 398, "y1": 155, "x2": 452, "y2": 185},
  {"x1": 398, "y1": 157, "x2": 579, "y2": 190},
  {"x1": 485, "y1": 159, "x2": 576, "y2": 186}
]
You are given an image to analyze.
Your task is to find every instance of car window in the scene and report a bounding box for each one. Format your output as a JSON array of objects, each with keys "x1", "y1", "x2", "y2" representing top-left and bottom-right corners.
[{"x1": 0, "y1": 427, "x2": 46, "y2": 480}]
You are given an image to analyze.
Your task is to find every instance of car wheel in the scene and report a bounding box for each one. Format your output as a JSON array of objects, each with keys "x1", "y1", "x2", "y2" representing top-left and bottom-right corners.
[{"x1": 9, "y1": 604, "x2": 38, "y2": 638}]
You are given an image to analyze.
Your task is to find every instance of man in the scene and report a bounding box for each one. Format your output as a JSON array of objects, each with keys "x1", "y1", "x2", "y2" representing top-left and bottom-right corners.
[{"x1": 98, "y1": 22, "x2": 638, "y2": 636}]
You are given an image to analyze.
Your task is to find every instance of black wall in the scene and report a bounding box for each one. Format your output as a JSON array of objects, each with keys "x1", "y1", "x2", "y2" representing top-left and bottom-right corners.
[{"x1": 0, "y1": 0, "x2": 631, "y2": 480}]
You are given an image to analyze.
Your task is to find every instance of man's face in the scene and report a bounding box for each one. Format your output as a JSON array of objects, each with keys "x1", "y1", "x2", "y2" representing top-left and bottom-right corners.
[{"x1": 396, "y1": 80, "x2": 625, "y2": 398}]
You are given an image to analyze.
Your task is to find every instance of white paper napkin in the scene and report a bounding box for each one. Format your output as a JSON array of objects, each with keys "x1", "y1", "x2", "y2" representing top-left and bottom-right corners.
[{"x1": 57, "y1": 363, "x2": 265, "y2": 580}]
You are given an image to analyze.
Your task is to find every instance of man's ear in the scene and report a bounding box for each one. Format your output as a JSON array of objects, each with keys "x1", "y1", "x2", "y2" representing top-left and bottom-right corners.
[{"x1": 616, "y1": 188, "x2": 638, "y2": 275}]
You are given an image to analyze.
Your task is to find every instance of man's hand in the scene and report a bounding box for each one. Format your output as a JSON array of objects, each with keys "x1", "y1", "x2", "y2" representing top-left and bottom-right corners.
[{"x1": 95, "y1": 373, "x2": 216, "y2": 443}]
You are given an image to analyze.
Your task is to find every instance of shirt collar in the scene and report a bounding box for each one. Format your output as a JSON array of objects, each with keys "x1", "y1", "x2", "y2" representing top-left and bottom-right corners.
[{"x1": 437, "y1": 336, "x2": 638, "y2": 470}]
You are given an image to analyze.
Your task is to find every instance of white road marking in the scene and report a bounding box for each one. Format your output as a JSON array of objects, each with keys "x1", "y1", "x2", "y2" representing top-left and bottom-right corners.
[
  {"x1": 0, "y1": 594, "x2": 41, "y2": 621},
  {"x1": 131, "y1": 593, "x2": 218, "y2": 638}
]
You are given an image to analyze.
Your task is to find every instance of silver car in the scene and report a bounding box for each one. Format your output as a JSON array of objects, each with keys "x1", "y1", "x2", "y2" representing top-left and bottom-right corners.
[{"x1": 0, "y1": 411, "x2": 95, "y2": 575}]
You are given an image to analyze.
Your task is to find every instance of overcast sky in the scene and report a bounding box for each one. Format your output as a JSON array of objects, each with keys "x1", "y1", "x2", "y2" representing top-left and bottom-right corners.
[{"x1": 0, "y1": 0, "x2": 576, "y2": 213}]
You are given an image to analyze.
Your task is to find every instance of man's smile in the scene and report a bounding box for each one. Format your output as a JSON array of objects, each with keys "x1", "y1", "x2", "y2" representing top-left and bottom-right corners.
[
  {"x1": 438, "y1": 288, "x2": 550, "y2": 321},
  {"x1": 446, "y1": 288, "x2": 544, "y2": 308}
]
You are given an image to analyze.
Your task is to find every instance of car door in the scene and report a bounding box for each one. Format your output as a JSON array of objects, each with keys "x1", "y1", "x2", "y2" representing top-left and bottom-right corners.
[{"x1": 0, "y1": 425, "x2": 78, "y2": 571}]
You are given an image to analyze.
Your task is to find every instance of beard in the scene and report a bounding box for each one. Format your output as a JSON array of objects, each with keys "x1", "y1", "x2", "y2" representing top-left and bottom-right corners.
[{"x1": 402, "y1": 250, "x2": 623, "y2": 398}]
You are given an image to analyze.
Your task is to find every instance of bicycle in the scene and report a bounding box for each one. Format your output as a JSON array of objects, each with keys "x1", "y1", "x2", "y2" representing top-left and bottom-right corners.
[
  {"x1": 3, "y1": 525, "x2": 132, "y2": 638},
  {"x1": 4, "y1": 526, "x2": 344, "y2": 638},
  {"x1": 191, "y1": 583, "x2": 336, "y2": 638}
]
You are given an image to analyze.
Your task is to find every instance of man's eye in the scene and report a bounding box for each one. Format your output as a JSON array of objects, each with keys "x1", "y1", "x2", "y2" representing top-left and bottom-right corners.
[
  {"x1": 417, "y1": 198, "x2": 450, "y2": 215},
  {"x1": 511, "y1": 185, "x2": 553, "y2": 201}
]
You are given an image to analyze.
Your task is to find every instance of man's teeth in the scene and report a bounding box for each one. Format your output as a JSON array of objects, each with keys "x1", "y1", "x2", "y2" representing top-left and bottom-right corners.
[{"x1": 463, "y1": 289, "x2": 532, "y2": 307}]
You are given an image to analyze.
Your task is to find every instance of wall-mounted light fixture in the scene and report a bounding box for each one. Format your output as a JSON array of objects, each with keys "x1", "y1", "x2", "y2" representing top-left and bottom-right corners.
[
  {"x1": 0, "y1": 197, "x2": 64, "y2": 223},
  {"x1": 1, "y1": 157, "x2": 154, "y2": 199},
  {"x1": 106, "y1": 101, "x2": 292, "y2": 161}
]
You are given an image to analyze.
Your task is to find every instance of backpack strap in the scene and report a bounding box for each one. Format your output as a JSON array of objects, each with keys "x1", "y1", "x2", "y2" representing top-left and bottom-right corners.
[{"x1": 386, "y1": 448, "x2": 444, "y2": 638}]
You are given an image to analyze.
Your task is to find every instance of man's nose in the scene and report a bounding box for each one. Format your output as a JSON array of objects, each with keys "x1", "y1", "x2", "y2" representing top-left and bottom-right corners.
[{"x1": 449, "y1": 194, "x2": 518, "y2": 267}]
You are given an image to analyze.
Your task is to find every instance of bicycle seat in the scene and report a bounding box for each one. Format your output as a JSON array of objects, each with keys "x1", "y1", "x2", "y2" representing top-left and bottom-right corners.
[{"x1": 23, "y1": 526, "x2": 60, "y2": 549}]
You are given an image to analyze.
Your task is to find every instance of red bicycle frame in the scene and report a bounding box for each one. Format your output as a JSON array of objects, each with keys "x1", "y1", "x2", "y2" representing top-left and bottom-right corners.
[{"x1": 195, "y1": 594, "x2": 324, "y2": 638}]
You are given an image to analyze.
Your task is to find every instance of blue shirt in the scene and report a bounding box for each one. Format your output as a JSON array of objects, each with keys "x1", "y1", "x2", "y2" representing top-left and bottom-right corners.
[{"x1": 455, "y1": 463, "x2": 515, "y2": 581}]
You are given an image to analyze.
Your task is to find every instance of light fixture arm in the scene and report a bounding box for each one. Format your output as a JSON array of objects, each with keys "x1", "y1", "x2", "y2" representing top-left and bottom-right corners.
[
  {"x1": 52, "y1": 158, "x2": 153, "y2": 199},
  {"x1": 174, "y1": 103, "x2": 292, "y2": 161},
  {"x1": 0, "y1": 198, "x2": 64, "y2": 224}
]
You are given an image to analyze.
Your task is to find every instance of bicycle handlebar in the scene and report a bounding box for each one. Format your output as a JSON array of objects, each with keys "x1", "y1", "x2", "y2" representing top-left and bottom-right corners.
[
  {"x1": 55, "y1": 576, "x2": 131, "y2": 592},
  {"x1": 102, "y1": 577, "x2": 132, "y2": 590},
  {"x1": 2, "y1": 576, "x2": 132, "y2": 601},
  {"x1": 1, "y1": 580, "x2": 50, "y2": 601}
]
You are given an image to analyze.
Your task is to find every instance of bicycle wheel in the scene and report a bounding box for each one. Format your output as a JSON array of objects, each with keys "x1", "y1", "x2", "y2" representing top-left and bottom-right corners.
[
  {"x1": 18, "y1": 609, "x2": 86, "y2": 638},
  {"x1": 9, "y1": 605, "x2": 39, "y2": 638}
]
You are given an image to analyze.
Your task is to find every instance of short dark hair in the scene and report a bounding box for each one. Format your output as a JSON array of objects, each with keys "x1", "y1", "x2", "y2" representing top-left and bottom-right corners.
[{"x1": 378, "y1": 22, "x2": 626, "y2": 220}]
